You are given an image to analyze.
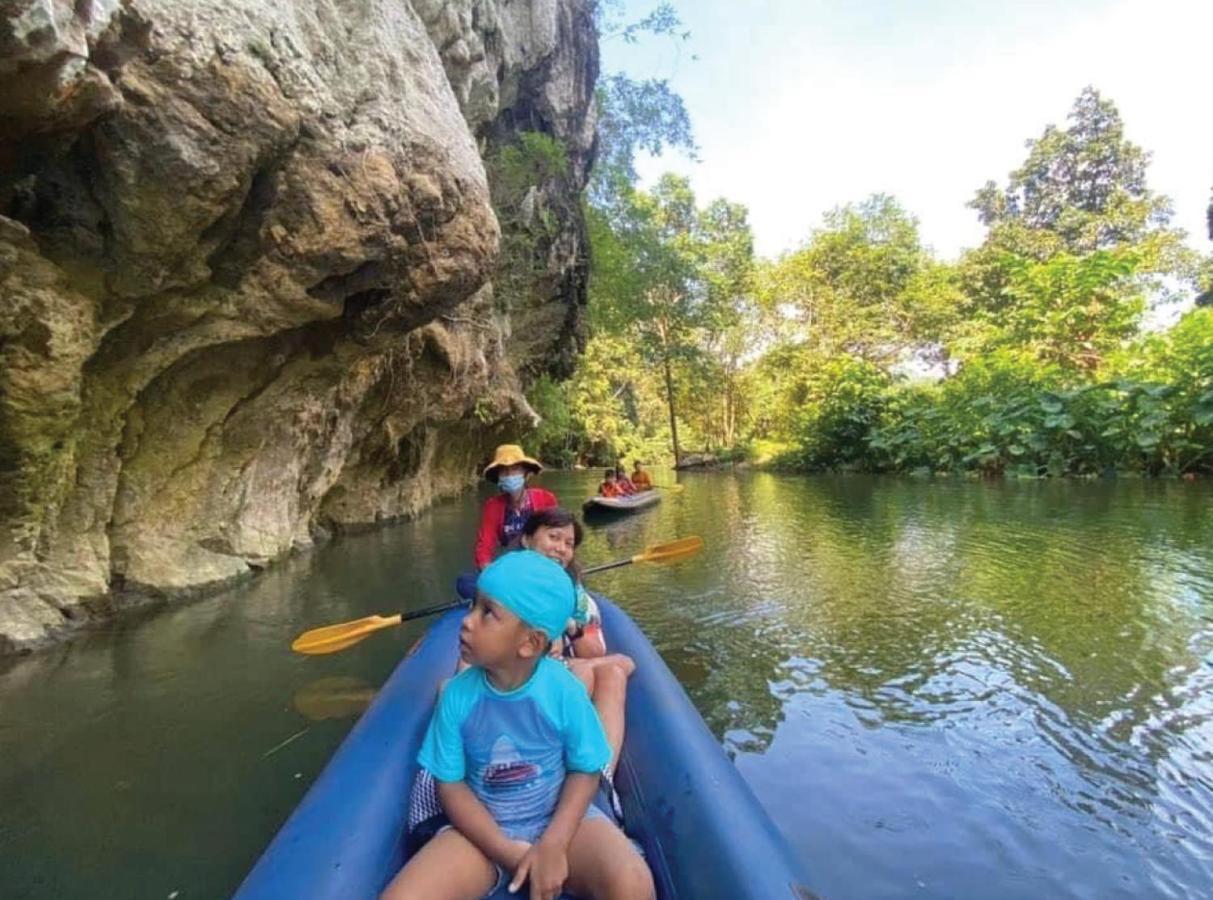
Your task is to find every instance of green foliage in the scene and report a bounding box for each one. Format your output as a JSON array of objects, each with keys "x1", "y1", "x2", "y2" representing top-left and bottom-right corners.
[
  {"x1": 864, "y1": 311, "x2": 1213, "y2": 477},
  {"x1": 487, "y1": 131, "x2": 570, "y2": 315},
  {"x1": 591, "y1": 74, "x2": 695, "y2": 207},
  {"x1": 526, "y1": 374, "x2": 580, "y2": 468},
  {"x1": 954, "y1": 247, "x2": 1145, "y2": 370},
  {"x1": 781, "y1": 356, "x2": 891, "y2": 471},
  {"x1": 549, "y1": 53, "x2": 1213, "y2": 481},
  {"x1": 970, "y1": 86, "x2": 1171, "y2": 252},
  {"x1": 590, "y1": 3, "x2": 696, "y2": 207},
  {"x1": 493, "y1": 132, "x2": 569, "y2": 204},
  {"x1": 762, "y1": 195, "x2": 958, "y2": 364},
  {"x1": 584, "y1": 173, "x2": 756, "y2": 462}
]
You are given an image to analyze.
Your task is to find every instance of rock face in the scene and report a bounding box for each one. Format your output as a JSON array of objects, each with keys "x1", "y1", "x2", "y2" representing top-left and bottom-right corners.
[{"x1": 0, "y1": 0, "x2": 598, "y2": 653}]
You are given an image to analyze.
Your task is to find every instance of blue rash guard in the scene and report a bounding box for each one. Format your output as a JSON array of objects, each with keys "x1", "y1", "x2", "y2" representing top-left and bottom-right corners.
[{"x1": 418, "y1": 656, "x2": 611, "y2": 841}]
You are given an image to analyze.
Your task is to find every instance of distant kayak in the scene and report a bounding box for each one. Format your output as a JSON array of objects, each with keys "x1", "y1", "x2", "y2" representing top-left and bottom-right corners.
[
  {"x1": 583, "y1": 489, "x2": 661, "y2": 515},
  {"x1": 235, "y1": 598, "x2": 812, "y2": 899}
]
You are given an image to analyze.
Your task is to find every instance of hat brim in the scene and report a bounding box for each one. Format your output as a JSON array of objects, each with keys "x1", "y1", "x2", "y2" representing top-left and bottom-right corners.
[{"x1": 484, "y1": 459, "x2": 543, "y2": 481}]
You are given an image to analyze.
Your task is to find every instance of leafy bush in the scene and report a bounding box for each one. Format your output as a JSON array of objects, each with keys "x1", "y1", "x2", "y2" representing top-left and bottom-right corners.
[
  {"x1": 859, "y1": 310, "x2": 1213, "y2": 477},
  {"x1": 787, "y1": 356, "x2": 890, "y2": 471}
]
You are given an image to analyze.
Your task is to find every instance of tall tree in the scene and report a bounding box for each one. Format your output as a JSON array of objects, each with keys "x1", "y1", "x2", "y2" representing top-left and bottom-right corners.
[
  {"x1": 961, "y1": 87, "x2": 1196, "y2": 369},
  {"x1": 761, "y1": 194, "x2": 952, "y2": 365},
  {"x1": 970, "y1": 86, "x2": 1172, "y2": 252},
  {"x1": 587, "y1": 175, "x2": 754, "y2": 464},
  {"x1": 1199, "y1": 187, "x2": 1213, "y2": 307}
]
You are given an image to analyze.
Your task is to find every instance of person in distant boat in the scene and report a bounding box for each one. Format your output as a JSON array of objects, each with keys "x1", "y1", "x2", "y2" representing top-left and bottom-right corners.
[
  {"x1": 457, "y1": 445, "x2": 557, "y2": 600},
  {"x1": 613, "y1": 467, "x2": 637, "y2": 495},
  {"x1": 382, "y1": 551, "x2": 654, "y2": 900},
  {"x1": 630, "y1": 461, "x2": 652, "y2": 491},
  {"x1": 598, "y1": 469, "x2": 621, "y2": 497},
  {"x1": 520, "y1": 508, "x2": 634, "y2": 773}
]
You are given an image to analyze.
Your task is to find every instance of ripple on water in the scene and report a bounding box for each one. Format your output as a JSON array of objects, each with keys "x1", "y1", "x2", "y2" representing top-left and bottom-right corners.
[{"x1": 2, "y1": 473, "x2": 1212, "y2": 899}]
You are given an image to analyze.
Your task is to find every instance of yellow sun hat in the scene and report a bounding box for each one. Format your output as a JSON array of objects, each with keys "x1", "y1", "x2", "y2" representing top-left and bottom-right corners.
[{"x1": 482, "y1": 444, "x2": 544, "y2": 482}]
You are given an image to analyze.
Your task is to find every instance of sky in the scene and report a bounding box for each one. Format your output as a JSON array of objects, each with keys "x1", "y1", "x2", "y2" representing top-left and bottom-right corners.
[{"x1": 600, "y1": 0, "x2": 1213, "y2": 263}]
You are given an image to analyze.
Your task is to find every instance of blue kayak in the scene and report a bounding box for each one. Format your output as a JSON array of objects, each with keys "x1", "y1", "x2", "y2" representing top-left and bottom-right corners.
[{"x1": 236, "y1": 598, "x2": 812, "y2": 899}]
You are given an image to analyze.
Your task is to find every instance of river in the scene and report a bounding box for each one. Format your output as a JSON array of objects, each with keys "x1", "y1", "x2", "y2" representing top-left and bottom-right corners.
[{"x1": 2, "y1": 472, "x2": 1211, "y2": 898}]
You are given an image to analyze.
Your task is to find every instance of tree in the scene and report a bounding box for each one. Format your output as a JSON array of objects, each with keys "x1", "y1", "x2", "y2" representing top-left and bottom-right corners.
[
  {"x1": 970, "y1": 86, "x2": 1172, "y2": 252},
  {"x1": 960, "y1": 88, "x2": 1196, "y2": 369},
  {"x1": 591, "y1": 74, "x2": 695, "y2": 208},
  {"x1": 692, "y1": 198, "x2": 755, "y2": 447},
  {"x1": 589, "y1": 4, "x2": 696, "y2": 209},
  {"x1": 762, "y1": 195, "x2": 954, "y2": 365},
  {"x1": 1198, "y1": 187, "x2": 1212, "y2": 308},
  {"x1": 587, "y1": 175, "x2": 756, "y2": 464}
]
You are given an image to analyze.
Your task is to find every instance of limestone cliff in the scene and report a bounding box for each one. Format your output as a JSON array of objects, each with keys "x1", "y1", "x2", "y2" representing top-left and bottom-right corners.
[{"x1": 0, "y1": 0, "x2": 598, "y2": 653}]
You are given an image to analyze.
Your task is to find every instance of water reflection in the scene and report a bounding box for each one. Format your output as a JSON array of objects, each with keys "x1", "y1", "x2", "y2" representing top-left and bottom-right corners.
[
  {"x1": 600, "y1": 473, "x2": 1213, "y2": 899},
  {"x1": 292, "y1": 676, "x2": 376, "y2": 721},
  {"x1": 1, "y1": 472, "x2": 1211, "y2": 898}
]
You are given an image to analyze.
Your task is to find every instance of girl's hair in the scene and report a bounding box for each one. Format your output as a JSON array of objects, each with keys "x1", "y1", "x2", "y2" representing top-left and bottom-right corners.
[
  {"x1": 520, "y1": 507, "x2": 584, "y2": 581},
  {"x1": 522, "y1": 507, "x2": 583, "y2": 547},
  {"x1": 615, "y1": 467, "x2": 627, "y2": 477},
  {"x1": 603, "y1": 469, "x2": 616, "y2": 479}
]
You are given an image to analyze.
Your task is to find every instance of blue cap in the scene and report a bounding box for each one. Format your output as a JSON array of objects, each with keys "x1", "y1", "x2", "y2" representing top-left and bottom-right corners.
[{"x1": 477, "y1": 550, "x2": 575, "y2": 640}]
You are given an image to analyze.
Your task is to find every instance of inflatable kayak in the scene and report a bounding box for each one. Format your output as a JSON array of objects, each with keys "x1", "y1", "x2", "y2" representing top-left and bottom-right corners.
[
  {"x1": 582, "y1": 490, "x2": 661, "y2": 516},
  {"x1": 236, "y1": 598, "x2": 812, "y2": 899}
]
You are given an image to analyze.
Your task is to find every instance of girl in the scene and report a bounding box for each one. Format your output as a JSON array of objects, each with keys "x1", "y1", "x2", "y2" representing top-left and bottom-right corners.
[{"x1": 520, "y1": 508, "x2": 634, "y2": 773}]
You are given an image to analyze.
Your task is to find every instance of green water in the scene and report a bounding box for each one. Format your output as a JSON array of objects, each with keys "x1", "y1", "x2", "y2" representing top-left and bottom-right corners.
[{"x1": 2, "y1": 473, "x2": 1212, "y2": 899}]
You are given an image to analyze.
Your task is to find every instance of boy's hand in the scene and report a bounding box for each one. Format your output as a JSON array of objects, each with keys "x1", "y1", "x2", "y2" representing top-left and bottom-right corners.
[
  {"x1": 507, "y1": 838, "x2": 568, "y2": 900},
  {"x1": 504, "y1": 839, "x2": 532, "y2": 869}
]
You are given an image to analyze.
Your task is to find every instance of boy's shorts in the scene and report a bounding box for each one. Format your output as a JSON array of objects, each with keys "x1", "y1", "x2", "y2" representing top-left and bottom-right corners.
[
  {"x1": 407, "y1": 769, "x2": 618, "y2": 850},
  {"x1": 423, "y1": 805, "x2": 611, "y2": 899},
  {"x1": 407, "y1": 769, "x2": 637, "y2": 899}
]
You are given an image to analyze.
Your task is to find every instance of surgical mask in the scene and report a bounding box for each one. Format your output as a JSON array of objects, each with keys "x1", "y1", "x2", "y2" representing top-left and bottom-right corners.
[{"x1": 498, "y1": 474, "x2": 526, "y2": 494}]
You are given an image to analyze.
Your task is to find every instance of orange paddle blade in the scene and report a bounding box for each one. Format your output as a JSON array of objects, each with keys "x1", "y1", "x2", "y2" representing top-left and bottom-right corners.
[
  {"x1": 291, "y1": 614, "x2": 403, "y2": 655},
  {"x1": 632, "y1": 535, "x2": 703, "y2": 565}
]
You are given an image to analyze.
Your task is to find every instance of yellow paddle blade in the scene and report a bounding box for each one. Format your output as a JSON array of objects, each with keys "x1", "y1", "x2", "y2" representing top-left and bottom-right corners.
[
  {"x1": 290, "y1": 614, "x2": 403, "y2": 655},
  {"x1": 633, "y1": 535, "x2": 703, "y2": 565}
]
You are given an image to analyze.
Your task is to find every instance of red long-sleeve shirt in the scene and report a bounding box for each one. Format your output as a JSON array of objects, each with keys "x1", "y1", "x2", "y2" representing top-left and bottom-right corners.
[{"x1": 473, "y1": 488, "x2": 558, "y2": 569}]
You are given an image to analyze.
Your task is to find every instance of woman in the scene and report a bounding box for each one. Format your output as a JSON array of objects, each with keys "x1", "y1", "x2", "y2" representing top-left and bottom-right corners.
[{"x1": 456, "y1": 444, "x2": 557, "y2": 600}]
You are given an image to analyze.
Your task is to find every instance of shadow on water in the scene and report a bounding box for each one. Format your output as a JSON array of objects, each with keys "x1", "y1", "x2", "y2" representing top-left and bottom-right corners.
[{"x1": 2, "y1": 471, "x2": 1212, "y2": 899}]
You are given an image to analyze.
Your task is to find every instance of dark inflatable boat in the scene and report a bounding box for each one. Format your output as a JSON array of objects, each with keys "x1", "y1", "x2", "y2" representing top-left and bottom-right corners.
[
  {"x1": 582, "y1": 490, "x2": 662, "y2": 518},
  {"x1": 235, "y1": 598, "x2": 812, "y2": 899}
]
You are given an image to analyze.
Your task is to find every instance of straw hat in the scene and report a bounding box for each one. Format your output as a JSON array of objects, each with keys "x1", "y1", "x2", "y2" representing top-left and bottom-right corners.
[{"x1": 482, "y1": 444, "x2": 543, "y2": 481}]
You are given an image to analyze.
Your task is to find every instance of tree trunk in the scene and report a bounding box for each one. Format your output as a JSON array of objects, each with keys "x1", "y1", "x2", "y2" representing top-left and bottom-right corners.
[
  {"x1": 659, "y1": 326, "x2": 682, "y2": 467},
  {"x1": 662, "y1": 351, "x2": 682, "y2": 467},
  {"x1": 723, "y1": 387, "x2": 733, "y2": 447}
]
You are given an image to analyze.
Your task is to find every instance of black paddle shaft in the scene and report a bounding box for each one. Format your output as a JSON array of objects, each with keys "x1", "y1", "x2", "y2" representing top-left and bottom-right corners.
[
  {"x1": 582, "y1": 557, "x2": 633, "y2": 575},
  {"x1": 402, "y1": 598, "x2": 469, "y2": 622},
  {"x1": 421, "y1": 558, "x2": 632, "y2": 621}
]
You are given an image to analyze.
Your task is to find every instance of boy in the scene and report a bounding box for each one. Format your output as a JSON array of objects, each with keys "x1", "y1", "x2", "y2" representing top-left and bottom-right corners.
[
  {"x1": 613, "y1": 467, "x2": 636, "y2": 495},
  {"x1": 598, "y1": 469, "x2": 620, "y2": 498},
  {"x1": 381, "y1": 551, "x2": 654, "y2": 900},
  {"x1": 629, "y1": 462, "x2": 652, "y2": 491}
]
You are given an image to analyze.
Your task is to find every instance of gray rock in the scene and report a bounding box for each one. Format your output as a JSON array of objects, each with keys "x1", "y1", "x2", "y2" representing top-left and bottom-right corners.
[{"x1": 0, "y1": 0, "x2": 598, "y2": 654}]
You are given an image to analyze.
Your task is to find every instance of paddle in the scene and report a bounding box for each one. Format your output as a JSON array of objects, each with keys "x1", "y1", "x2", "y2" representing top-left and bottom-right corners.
[
  {"x1": 291, "y1": 598, "x2": 467, "y2": 655},
  {"x1": 581, "y1": 535, "x2": 702, "y2": 574},
  {"x1": 290, "y1": 535, "x2": 704, "y2": 656},
  {"x1": 651, "y1": 483, "x2": 684, "y2": 493}
]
